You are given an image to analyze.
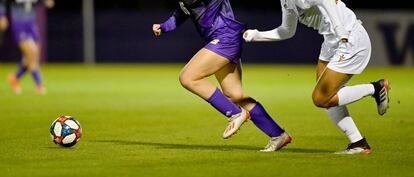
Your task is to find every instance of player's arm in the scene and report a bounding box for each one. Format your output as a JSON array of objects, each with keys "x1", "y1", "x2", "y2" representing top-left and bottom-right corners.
[
  {"x1": 244, "y1": 5, "x2": 298, "y2": 42},
  {"x1": 160, "y1": 7, "x2": 190, "y2": 32},
  {"x1": 153, "y1": 8, "x2": 190, "y2": 37},
  {"x1": 311, "y1": 0, "x2": 348, "y2": 42}
]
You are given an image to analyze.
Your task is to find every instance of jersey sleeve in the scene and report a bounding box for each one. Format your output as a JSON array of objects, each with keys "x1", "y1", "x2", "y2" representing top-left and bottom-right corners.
[
  {"x1": 160, "y1": 7, "x2": 190, "y2": 33},
  {"x1": 244, "y1": 1, "x2": 298, "y2": 42}
]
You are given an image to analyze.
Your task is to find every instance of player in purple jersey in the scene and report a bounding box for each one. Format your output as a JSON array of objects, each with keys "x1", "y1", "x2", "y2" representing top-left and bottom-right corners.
[
  {"x1": 0, "y1": 0, "x2": 7, "y2": 33},
  {"x1": 153, "y1": 0, "x2": 291, "y2": 152},
  {"x1": 7, "y1": 0, "x2": 54, "y2": 95}
]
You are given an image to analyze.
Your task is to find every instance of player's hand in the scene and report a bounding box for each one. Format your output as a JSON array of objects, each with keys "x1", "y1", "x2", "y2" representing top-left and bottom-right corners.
[
  {"x1": 243, "y1": 29, "x2": 259, "y2": 42},
  {"x1": 44, "y1": 0, "x2": 55, "y2": 8},
  {"x1": 153, "y1": 24, "x2": 162, "y2": 37},
  {"x1": 0, "y1": 16, "x2": 8, "y2": 32}
]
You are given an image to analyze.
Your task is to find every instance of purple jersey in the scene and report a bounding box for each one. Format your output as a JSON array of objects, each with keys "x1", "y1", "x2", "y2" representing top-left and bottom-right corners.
[
  {"x1": 160, "y1": 0, "x2": 245, "y2": 63},
  {"x1": 161, "y1": 0, "x2": 245, "y2": 40},
  {"x1": 10, "y1": 1, "x2": 39, "y2": 43}
]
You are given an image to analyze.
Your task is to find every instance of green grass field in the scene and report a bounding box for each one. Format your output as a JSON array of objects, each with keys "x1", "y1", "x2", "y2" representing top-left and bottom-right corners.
[{"x1": 0, "y1": 64, "x2": 413, "y2": 177}]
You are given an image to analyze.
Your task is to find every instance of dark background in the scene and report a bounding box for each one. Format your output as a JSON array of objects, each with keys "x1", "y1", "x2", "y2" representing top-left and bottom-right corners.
[
  {"x1": 56, "y1": 0, "x2": 414, "y2": 10},
  {"x1": 1, "y1": 0, "x2": 413, "y2": 63}
]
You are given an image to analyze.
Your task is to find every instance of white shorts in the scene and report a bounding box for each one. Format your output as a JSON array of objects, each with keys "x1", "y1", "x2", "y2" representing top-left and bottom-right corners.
[{"x1": 319, "y1": 23, "x2": 371, "y2": 74}]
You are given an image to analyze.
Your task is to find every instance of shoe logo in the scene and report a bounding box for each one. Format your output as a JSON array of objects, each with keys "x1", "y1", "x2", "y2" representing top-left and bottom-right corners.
[
  {"x1": 380, "y1": 88, "x2": 387, "y2": 102},
  {"x1": 338, "y1": 54, "x2": 345, "y2": 62},
  {"x1": 210, "y1": 39, "x2": 220, "y2": 45}
]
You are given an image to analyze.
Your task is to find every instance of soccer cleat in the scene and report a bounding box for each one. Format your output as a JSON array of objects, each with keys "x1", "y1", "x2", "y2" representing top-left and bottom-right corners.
[
  {"x1": 7, "y1": 74, "x2": 22, "y2": 95},
  {"x1": 260, "y1": 132, "x2": 292, "y2": 152},
  {"x1": 222, "y1": 108, "x2": 250, "y2": 139},
  {"x1": 371, "y1": 79, "x2": 390, "y2": 116},
  {"x1": 334, "y1": 138, "x2": 372, "y2": 155},
  {"x1": 36, "y1": 85, "x2": 47, "y2": 95}
]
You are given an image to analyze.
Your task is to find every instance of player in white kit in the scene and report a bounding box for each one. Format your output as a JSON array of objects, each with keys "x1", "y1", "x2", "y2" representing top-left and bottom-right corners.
[{"x1": 244, "y1": 0, "x2": 390, "y2": 154}]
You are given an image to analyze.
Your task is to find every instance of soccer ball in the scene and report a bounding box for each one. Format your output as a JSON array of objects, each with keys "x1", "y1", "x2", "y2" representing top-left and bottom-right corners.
[{"x1": 50, "y1": 116, "x2": 82, "y2": 147}]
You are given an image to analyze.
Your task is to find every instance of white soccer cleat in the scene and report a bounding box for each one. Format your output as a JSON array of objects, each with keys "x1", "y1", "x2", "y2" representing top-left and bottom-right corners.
[
  {"x1": 334, "y1": 138, "x2": 371, "y2": 155},
  {"x1": 372, "y1": 79, "x2": 390, "y2": 116},
  {"x1": 260, "y1": 132, "x2": 292, "y2": 152},
  {"x1": 334, "y1": 147, "x2": 371, "y2": 155},
  {"x1": 222, "y1": 108, "x2": 250, "y2": 139}
]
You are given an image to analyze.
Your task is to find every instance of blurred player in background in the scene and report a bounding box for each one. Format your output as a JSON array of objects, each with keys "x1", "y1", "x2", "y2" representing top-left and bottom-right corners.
[
  {"x1": 153, "y1": 0, "x2": 291, "y2": 152},
  {"x1": 0, "y1": 0, "x2": 8, "y2": 36},
  {"x1": 7, "y1": 0, "x2": 54, "y2": 95},
  {"x1": 244, "y1": 0, "x2": 390, "y2": 154}
]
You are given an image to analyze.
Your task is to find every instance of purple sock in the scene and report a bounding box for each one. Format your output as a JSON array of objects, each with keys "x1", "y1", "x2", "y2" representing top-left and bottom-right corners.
[
  {"x1": 250, "y1": 102, "x2": 284, "y2": 137},
  {"x1": 207, "y1": 88, "x2": 242, "y2": 118},
  {"x1": 31, "y1": 70, "x2": 43, "y2": 86},
  {"x1": 16, "y1": 65, "x2": 27, "y2": 79}
]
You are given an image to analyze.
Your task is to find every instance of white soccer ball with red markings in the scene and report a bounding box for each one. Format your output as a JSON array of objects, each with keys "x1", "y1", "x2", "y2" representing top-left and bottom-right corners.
[{"x1": 50, "y1": 116, "x2": 82, "y2": 147}]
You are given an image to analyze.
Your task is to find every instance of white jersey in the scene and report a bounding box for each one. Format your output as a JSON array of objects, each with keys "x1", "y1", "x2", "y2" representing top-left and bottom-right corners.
[
  {"x1": 244, "y1": 0, "x2": 371, "y2": 75},
  {"x1": 244, "y1": 0, "x2": 357, "y2": 44},
  {"x1": 296, "y1": 0, "x2": 357, "y2": 44}
]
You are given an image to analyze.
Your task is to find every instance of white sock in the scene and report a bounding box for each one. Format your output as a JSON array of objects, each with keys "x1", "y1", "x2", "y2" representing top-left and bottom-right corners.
[
  {"x1": 326, "y1": 106, "x2": 363, "y2": 143},
  {"x1": 337, "y1": 84, "x2": 375, "y2": 106}
]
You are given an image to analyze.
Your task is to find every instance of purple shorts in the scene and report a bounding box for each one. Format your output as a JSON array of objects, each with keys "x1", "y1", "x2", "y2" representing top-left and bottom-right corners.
[
  {"x1": 204, "y1": 27, "x2": 243, "y2": 63},
  {"x1": 10, "y1": 8, "x2": 39, "y2": 43}
]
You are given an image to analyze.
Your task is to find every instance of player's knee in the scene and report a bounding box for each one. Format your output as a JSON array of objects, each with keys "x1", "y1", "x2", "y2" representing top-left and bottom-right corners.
[
  {"x1": 313, "y1": 97, "x2": 328, "y2": 108},
  {"x1": 28, "y1": 65, "x2": 39, "y2": 71},
  {"x1": 312, "y1": 92, "x2": 331, "y2": 108},
  {"x1": 223, "y1": 90, "x2": 244, "y2": 103},
  {"x1": 26, "y1": 57, "x2": 39, "y2": 70},
  {"x1": 179, "y1": 71, "x2": 201, "y2": 90},
  {"x1": 178, "y1": 73, "x2": 192, "y2": 89},
  {"x1": 27, "y1": 61, "x2": 39, "y2": 70}
]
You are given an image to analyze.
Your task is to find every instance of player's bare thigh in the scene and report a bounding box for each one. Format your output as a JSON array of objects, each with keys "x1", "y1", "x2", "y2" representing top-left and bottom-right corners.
[
  {"x1": 19, "y1": 38, "x2": 40, "y2": 70},
  {"x1": 179, "y1": 48, "x2": 231, "y2": 99},
  {"x1": 316, "y1": 60, "x2": 328, "y2": 81},
  {"x1": 313, "y1": 59, "x2": 352, "y2": 108}
]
